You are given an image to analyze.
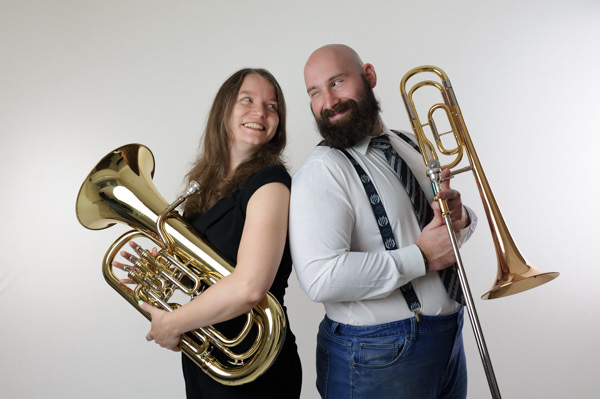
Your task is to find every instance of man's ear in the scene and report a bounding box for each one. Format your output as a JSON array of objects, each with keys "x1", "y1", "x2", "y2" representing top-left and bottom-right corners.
[{"x1": 362, "y1": 63, "x2": 377, "y2": 88}]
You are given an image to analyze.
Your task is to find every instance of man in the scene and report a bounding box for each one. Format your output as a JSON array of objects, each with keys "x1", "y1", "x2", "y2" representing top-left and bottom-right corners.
[{"x1": 289, "y1": 44, "x2": 477, "y2": 398}]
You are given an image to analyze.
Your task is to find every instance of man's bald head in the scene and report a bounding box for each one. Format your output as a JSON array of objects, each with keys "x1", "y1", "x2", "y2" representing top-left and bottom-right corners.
[{"x1": 304, "y1": 44, "x2": 365, "y2": 79}]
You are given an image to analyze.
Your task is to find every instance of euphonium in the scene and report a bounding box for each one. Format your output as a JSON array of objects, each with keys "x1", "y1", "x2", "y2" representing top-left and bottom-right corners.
[{"x1": 75, "y1": 143, "x2": 286, "y2": 386}]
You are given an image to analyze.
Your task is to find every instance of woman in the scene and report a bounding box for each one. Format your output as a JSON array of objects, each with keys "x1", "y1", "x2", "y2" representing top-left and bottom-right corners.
[{"x1": 116, "y1": 68, "x2": 301, "y2": 398}]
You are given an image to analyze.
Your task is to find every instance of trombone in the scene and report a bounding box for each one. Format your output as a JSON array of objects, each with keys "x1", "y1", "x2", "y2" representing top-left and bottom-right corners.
[{"x1": 400, "y1": 66, "x2": 559, "y2": 398}]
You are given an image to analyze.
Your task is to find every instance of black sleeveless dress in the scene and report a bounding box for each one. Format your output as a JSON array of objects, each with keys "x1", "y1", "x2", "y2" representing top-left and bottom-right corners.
[{"x1": 182, "y1": 165, "x2": 302, "y2": 399}]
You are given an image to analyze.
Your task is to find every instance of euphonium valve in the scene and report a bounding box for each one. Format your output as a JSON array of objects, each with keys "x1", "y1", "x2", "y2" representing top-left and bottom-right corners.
[{"x1": 75, "y1": 144, "x2": 286, "y2": 385}]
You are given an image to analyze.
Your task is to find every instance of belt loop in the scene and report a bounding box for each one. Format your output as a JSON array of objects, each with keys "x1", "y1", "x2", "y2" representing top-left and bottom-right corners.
[
  {"x1": 409, "y1": 314, "x2": 419, "y2": 340},
  {"x1": 331, "y1": 321, "x2": 341, "y2": 335}
]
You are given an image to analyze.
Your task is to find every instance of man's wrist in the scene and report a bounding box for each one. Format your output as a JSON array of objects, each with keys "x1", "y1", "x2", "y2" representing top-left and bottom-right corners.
[{"x1": 417, "y1": 246, "x2": 429, "y2": 272}]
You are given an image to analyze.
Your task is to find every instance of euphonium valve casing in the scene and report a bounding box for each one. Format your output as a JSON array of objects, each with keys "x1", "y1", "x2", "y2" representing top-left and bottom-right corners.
[{"x1": 75, "y1": 144, "x2": 286, "y2": 385}]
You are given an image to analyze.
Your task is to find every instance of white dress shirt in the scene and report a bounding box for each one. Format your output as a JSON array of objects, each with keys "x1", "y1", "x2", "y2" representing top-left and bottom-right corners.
[{"x1": 289, "y1": 124, "x2": 477, "y2": 326}]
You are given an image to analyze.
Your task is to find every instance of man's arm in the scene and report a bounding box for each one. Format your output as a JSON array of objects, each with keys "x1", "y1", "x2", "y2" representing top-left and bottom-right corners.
[{"x1": 289, "y1": 154, "x2": 426, "y2": 303}]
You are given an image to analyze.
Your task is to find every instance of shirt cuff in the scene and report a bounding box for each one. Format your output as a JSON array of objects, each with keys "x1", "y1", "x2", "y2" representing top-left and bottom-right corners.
[
  {"x1": 390, "y1": 244, "x2": 428, "y2": 283},
  {"x1": 459, "y1": 205, "x2": 478, "y2": 245}
]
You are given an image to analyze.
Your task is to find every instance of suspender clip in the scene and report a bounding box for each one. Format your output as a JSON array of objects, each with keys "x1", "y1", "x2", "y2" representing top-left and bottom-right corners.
[{"x1": 413, "y1": 309, "x2": 422, "y2": 323}]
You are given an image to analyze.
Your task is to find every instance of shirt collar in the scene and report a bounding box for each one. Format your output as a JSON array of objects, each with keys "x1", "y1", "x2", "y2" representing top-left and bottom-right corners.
[{"x1": 354, "y1": 121, "x2": 393, "y2": 155}]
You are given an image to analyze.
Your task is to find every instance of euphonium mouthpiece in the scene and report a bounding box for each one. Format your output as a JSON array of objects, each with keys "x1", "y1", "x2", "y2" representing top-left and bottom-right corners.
[
  {"x1": 183, "y1": 180, "x2": 200, "y2": 199},
  {"x1": 163, "y1": 181, "x2": 201, "y2": 215},
  {"x1": 158, "y1": 181, "x2": 201, "y2": 251}
]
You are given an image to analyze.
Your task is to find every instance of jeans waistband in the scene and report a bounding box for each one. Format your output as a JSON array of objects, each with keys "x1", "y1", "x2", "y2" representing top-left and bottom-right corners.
[{"x1": 323, "y1": 307, "x2": 463, "y2": 338}]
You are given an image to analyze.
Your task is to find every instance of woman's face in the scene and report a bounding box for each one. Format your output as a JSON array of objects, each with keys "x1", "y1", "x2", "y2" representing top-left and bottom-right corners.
[{"x1": 228, "y1": 74, "x2": 279, "y2": 154}]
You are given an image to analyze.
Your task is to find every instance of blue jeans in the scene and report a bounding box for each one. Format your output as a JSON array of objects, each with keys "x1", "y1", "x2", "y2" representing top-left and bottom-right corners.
[{"x1": 316, "y1": 308, "x2": 467, "y2": 399}]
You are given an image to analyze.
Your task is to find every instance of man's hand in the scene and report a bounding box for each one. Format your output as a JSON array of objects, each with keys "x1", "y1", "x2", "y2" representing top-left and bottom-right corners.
[
  {"x1": 417, "y1": 169, "x2": 469, "y2": 271},
  {"x1": 434, "y1": 169, "x2": 470, "y2": 232},
  {"x1": 416, "y1": 202, "x2": 457, "y2": 271}
]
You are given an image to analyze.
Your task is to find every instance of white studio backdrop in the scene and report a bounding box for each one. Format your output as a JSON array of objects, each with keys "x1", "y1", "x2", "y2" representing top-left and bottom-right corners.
[{"x1": 1, "y1": 1, "x2": 598, "y2": 398}]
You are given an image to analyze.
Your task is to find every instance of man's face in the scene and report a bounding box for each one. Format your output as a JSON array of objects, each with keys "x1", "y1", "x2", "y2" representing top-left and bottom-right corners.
[
  {"x1": 304, "y1": 50, "x2": 367, "y2": 122},
  {"x1": 304, "y1": 50, "x2": 380, "y2": 149}
]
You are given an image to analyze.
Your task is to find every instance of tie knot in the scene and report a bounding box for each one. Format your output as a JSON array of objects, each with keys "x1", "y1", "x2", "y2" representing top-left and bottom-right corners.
[{"x1": 369, "y1": 135, "x2": 392, "y2": 151}]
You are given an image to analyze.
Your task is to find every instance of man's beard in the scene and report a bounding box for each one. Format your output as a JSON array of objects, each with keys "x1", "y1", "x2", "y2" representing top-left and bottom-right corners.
[{"x1": 314, "y1": 77, "x2": 381, "y2": 149}]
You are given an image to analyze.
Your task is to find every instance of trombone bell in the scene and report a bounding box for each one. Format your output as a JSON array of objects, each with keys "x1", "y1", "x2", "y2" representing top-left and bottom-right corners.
[{"x1": 483, "y1": 243, "x2": 560, "y2": 300}]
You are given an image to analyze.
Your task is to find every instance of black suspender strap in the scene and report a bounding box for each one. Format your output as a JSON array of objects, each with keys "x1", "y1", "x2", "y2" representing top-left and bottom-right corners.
[
  {"x1": 338, "y1": 148, "x2": 423, "y2": 318},
  {"x1": 391, "y1": 129, "x2": 420, "y2": 151}
]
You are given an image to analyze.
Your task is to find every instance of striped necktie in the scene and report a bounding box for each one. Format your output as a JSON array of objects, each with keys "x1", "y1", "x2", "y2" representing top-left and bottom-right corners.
[{"x1": 370, "y1": 134, "x2": 464, "y2": 305}]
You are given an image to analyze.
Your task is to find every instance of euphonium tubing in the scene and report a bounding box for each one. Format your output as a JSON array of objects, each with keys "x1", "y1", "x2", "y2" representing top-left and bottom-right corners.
[{"x1": 75, "y1": 144, "x2": 286, "y2": 385}]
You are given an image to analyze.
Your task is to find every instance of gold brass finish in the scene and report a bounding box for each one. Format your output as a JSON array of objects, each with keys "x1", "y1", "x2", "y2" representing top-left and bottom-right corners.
[
  {"x1": 400, "y1": 65, "x2": 559, "y2": 299},
  {"x1": 76, "y1": 144, "x2": 286, "y2": 386},
  {"x1": 401, "y1": 66, "x2": 559, "y2": 398}
]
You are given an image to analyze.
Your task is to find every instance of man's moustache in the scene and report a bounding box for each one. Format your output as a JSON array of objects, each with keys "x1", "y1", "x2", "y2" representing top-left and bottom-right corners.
[{"x1": 321, "y1": 101, "x2": 353, "y2": 119}]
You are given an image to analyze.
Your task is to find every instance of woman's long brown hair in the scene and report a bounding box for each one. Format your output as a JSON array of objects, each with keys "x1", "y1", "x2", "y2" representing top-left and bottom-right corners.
[{"x1": 183, "y1": 68, "x2": 287, "y2": 217}]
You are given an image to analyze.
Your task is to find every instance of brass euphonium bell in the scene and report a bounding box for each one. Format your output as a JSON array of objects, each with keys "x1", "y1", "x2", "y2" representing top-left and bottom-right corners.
[{"x1": 75, "y1": 143, "x2": 286, "y2": 385}]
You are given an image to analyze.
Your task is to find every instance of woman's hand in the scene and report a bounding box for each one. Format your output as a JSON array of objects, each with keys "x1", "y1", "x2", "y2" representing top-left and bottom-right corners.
[
  {"x1": 112, "y1": 241, "x2": 180, "y2": 351},
  {"x1": 112, "y1": 241, "x2": 158, "y2": 284},
  {"x1": 139, "y1": 301, "x2": 183, "y2": 352}
]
